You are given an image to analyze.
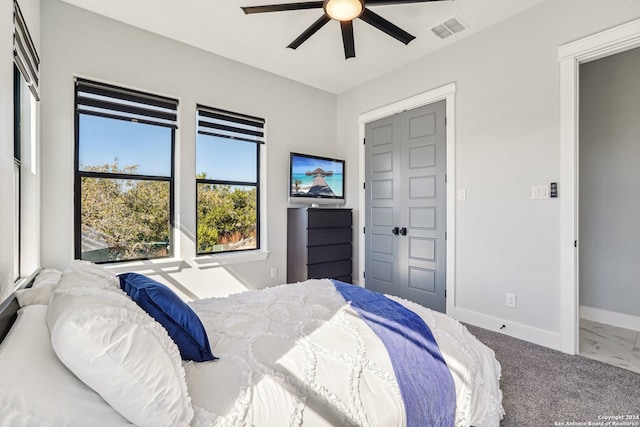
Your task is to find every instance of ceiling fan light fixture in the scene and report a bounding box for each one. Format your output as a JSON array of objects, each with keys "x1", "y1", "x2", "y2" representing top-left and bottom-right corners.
[{"x1": 323, "y1": 0, "x2": 364, "y2": 22}]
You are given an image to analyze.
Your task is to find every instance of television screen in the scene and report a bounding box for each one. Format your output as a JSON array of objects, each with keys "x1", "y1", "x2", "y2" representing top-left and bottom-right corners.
[{"x1": 289, "y1": 152, "x2": 345, "y2": 205}]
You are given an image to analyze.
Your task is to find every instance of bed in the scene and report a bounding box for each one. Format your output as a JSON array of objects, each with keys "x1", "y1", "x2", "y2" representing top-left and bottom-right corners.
[{"x1": 0, "y1": 261, "x2": 504, "y2": 427}]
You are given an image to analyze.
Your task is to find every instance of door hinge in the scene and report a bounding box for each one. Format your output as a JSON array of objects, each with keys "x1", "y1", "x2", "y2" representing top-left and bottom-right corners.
[
  {"x1": 363, "y1": 138, "x2": 366, "y2": 145},
  {"x1": 363, "y1": 227, "x2": 365, "y2": 234},
  {"x1": 445, "y1": 289, "x2": 447, "y2": 298},
  {"x1": 445, "y1": 231, "x2": 447, "y2": 240},
  {"x1": 363, "y1": 271, "x2": 365, "y2": 278},
  {"x1": 445, "y1": 174, "x2": 447, "y2": 184},
  {"x1": 445, "y1": 116, "x2": 447, "y2": 126},
  {"x1": 574, "y1": 240, "x2": 577, "y2": 248},
  {"x1": 363, "y1": 182, "x2": 366, "y2": 190}
]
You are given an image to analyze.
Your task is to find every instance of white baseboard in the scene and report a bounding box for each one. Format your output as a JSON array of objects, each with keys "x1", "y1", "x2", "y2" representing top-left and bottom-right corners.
[
  {"x1": 449, "y1": 306, "x2": 562, "y2": 351},
  {"x1": 580, "y1": 305, "x2": 640, "y2": 332}
]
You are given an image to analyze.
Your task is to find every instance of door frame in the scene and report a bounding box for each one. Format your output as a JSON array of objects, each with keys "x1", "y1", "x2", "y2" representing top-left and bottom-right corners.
[
  {"x1": 357, "y1": 83, "x2": 456, "y2": 313},
  {"x1": 558, "y1": 18, "x2": 640, "y2": 354}
]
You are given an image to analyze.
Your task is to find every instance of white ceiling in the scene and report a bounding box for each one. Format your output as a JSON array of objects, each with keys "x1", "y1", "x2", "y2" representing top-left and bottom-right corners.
[{"x1": 58, "y1": 0, "x2": 548, "y2": 94}]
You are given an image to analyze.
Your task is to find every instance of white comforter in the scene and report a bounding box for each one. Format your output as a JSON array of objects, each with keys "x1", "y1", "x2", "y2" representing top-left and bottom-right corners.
[{"x1": 186, "y1": 279, "x2": 504, "y2": 427}]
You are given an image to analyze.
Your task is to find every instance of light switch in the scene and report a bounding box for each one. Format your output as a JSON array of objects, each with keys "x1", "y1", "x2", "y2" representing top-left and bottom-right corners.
[
  {"x1": 457, "y1": 189, "x2": 466, "y2": 201},
  {"x1": 531, "y1": 185, "x2": 549, "y2": 200}
]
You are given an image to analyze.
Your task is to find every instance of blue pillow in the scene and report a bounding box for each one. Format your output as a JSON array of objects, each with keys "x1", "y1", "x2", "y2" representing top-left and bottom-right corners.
[{"x1": 118, "y1": 272, "x2": 215, "y2": 362}]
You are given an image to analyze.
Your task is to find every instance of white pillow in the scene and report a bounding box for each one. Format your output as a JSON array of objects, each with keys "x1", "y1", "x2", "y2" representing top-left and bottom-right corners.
[
  {"x1": 65, "y1": 260, "x2": 119, "y2": 289},
  {"x1": 47, "y1": 273, "x2": 194, "y2": 427},
  {"x1": 33, "y1": 268, "x2": 62, "y2": 288},
  {"x1": 0, "y1": 305, "x2": 132, "y2": 426},
  {"x1": 15, "y1": 286, "x2": 51, "y2": 307},
  {"x1": 14, "y1": 268, "x2": 62, "y2": 307}
]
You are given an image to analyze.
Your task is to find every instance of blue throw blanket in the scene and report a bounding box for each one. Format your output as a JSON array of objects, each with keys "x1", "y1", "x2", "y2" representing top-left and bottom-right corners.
[{"x1": 332, "y1": 280, "x2": 456, "y2": 427}]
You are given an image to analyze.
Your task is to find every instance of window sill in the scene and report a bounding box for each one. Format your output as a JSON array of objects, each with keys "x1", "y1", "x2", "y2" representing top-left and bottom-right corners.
[
  {"x1": 101, "y1": 250, "x2": 270, "y2": 274},
  {"x1": 193, "y1": 249, "x2": 270, "y2": 267},
  {"x1": 104, "y1": 258, "x2": 185, "y2": 275},
  {"x1": 13, "y1": 268, "x2": 42, "y2": 292}
]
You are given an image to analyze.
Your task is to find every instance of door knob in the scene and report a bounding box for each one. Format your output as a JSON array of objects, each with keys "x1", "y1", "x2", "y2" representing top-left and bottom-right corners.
[
  {"x1": 400, "y1": 227, "x2": 407, "y2": 236},
  {"x1": 392, "y1": 227, "x2": 400, "y2": 235}
]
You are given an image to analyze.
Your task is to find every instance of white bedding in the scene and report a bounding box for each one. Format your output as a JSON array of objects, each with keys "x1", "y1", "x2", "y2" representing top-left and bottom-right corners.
[
  {"x1": 186, "y1": 279, "x2": 504, "y2": 427},
  {"x1": 0, "y1": 269, "x2": 504, "y2": 427}
]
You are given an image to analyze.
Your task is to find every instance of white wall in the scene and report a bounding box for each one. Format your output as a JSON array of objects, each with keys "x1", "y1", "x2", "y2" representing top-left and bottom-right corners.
[
  {"x1": 0, "y1": 0, "x2": 41, "y2": 303},
  {"x1": 14, "y1": 0, "x2": 640, "y2": 349},
  {"x1": 40, "y1": 0, "x2": 338, "y2": 300},
  {"x1": 337, "y1": 0, "x2": 640, "y2": 349},
  {"x1": 579, "y1": 47, "x2": 640, "y2": 318},
  {"x1": 0, "y1": 0, "x2": 15, "y2": 302}
]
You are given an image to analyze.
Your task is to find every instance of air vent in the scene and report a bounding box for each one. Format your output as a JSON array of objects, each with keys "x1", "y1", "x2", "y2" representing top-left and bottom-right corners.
[{"x1": 431, "y1": 17, "x2": 467, "y2": 39}]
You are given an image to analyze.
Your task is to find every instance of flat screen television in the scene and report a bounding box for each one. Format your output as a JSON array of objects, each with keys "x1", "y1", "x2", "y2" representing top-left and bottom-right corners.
[{"x1": 289, "y1": 152, "x2": 345, "y2": 206}]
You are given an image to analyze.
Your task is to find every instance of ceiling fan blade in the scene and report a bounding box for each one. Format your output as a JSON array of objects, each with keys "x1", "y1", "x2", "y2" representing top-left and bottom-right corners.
[
  {"x1": 287, "y1": 14, "x2": 331, "y2": 49},
  {"x1": 359, "y1": 8, "x2": 415, "y2": 45},
  {"x1": 341, "y1": 21, "x2": 356, "y2": 59},
  {"x1": 241, "y1": 1, "x2": 323, "y2": 14},
  {"x1": 364, "y1": 0, "x2": 450, "y2": 5}
]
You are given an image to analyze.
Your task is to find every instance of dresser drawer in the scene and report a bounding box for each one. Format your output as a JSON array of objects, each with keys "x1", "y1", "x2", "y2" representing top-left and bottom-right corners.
[
  {"x1": 307, "y1": 209, "x2": 352, "y2": 228},
  {"x1": 307, "y1": 244, "x2": 351, "y2": 264},
  {"x1": 307, "y1": 260, "x2": 352, "y2": 279},
  {"x1": 308, "y1": 228, "x2": 351, "y2": 246}
]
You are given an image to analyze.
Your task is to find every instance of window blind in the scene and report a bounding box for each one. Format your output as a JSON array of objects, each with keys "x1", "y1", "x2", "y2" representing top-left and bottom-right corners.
[
  {"x1": 197, "y1": 105, "x2": 265, "y2": 144},
  {"x1": 76, "y1": 79, "x2": 179, "y2": 129},
  {"x1": 13, "y1": 0, "x2": 40, "y2": 100}
]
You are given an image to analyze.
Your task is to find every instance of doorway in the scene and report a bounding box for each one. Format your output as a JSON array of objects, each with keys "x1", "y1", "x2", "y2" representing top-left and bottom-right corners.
[
  {"x1": 577, "y1": 47, "x2": 640, "y2": 373},
  {"x1": 558, "y1": 18, "x2": 640, "y2": 355},
  {"x1": 357, "y1": 84, "x2": 456, "y2": 314}
]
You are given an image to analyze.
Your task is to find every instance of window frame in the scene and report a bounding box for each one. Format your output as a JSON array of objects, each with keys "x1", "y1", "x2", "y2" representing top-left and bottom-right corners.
[
  {"x1": 73, "y1": 79, "x2": 178, "y2": 264},
  {"x1": 13, "y1": 0, "x2": 40, "y2": 283},
  {"x1": 195, "y1": 105, "x2": 265, "y2": 256},
  {"x1": 13, "y1": 65, "x2": 22, "y2": 282}
]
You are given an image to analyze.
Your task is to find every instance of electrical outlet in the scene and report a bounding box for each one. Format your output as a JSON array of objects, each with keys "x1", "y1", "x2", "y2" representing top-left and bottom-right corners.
[
  {"x1": 270, "y1": 267, "x2": 278, "y2": 279},
  {"x1": 505, "y1": 293, "x2": 517, "y2": 308}
]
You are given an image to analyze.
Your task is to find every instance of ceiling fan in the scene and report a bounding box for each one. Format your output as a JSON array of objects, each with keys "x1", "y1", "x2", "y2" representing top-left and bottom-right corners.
[{"x1": 241, "y1": 0, "x2": 450, "y2": 59}]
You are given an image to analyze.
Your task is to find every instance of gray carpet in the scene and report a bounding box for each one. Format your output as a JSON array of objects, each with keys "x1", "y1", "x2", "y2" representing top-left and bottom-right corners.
[{"x1": 465, "y1": 325, "x2": 640, "y2": 427}]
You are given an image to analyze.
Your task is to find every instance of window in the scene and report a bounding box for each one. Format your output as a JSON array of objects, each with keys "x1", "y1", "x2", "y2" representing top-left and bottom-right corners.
[
  {"x1": 74, "y1": 79, "x2": 178, "y2": 263},
  {"x1": 13, "y1": 66, "x2": 21, "y2": 281},
  {"x1": 196, "y1": 106, "x2": 264, "y2": 254},
  {"x1": 13, "y1": 0, "x2": 39, "y2": 281}
]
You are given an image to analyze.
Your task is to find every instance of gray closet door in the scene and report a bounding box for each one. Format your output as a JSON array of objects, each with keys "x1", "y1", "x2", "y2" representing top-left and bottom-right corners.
[{"x1": 365, "y1": 100, "x2": 447, "y2": 312}]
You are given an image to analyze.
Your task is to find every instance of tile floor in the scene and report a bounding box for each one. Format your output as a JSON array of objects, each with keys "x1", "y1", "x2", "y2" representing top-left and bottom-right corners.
[{"x1": 579, "y1": 319, "x2": 640, "y2": 374}]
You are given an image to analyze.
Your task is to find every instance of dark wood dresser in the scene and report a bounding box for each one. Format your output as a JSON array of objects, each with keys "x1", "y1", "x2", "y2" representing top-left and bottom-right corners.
[{"x1": 287, "y1": 208, "x2": 353, "y2": 283}]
